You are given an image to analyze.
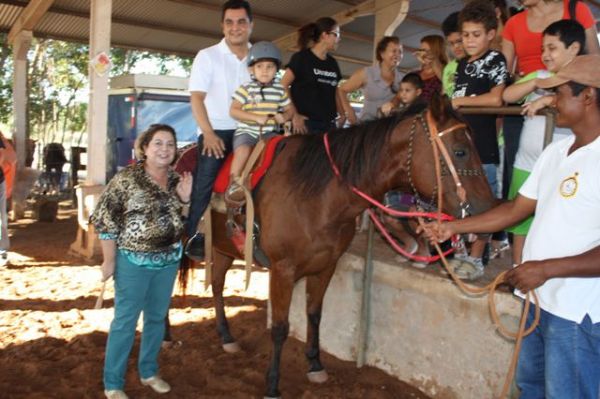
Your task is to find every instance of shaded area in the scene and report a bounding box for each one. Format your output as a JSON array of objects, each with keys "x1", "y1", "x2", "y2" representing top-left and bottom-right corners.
[
  {"x1": 0, "y1": 294, "x2": 264, "y2": 313},
  {"x1": 0, "y1": 308, "x2": 429, "y2": 399},
  {"x1": 1, "y1": 205, "x2": 430, "y2": 398},
  {"x1": 8, "y1": 203, "x2": 96, "y2": 267}
]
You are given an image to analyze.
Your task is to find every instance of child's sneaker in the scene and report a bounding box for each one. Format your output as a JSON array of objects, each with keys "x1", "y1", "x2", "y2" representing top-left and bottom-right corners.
[
  {"x1": 453, "y1": 256, "x2": 484, "y2": 280},
  {"x1": 490, "y1": 239, "x2": 510, "y2": 260}
]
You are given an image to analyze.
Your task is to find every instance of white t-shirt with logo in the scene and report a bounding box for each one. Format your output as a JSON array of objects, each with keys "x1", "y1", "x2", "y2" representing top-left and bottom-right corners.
[
  {"x1": 188, "y1": 39, "x2": 251, "y2": 132},
  {"x1": 518, "y1": 135, "x2": 600, "y2": 323}
]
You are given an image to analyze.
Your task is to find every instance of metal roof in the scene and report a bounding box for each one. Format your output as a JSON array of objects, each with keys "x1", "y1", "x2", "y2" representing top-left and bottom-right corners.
[{"x1": 1, "y1": 0, "x2": 600, "y2": 76}]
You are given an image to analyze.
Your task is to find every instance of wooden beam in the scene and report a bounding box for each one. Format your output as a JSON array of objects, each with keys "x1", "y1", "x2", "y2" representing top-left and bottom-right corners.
[
  {"x1": 331, "y1": 0, "x2": 364, "y2": 5},
  {"x1": 7, "y1": 0, "x2": 54, "y2": 44},
  {"x1": 167, "y1": 0, "x2": 302, "y2": 28},
  {"x1": 405, "y1": 14, "x2": 439, "y2": 30},
  {"x1": 373, "y1": 0, "x2": 409, "y2": 62},
  {"x1": 274, "y1": 0, "x2": 375, "y2": 51},
  {"x1": 331, "y1": 53, "x2": 371, "y2": 66},
  {"x1": 2, "y1": 0, "x2": 226, "y2": 41},
  {"x1": 343, "y1": 31, "x2": 372, "y2": 43},
  {"x1": 3, "y1": 29, "x2": 198, "y2": 59}
]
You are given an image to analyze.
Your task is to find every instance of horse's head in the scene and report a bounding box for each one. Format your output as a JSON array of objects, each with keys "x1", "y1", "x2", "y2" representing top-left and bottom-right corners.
[{"x1": 403, "y1": 94, "x2": 496, "y2": 217}]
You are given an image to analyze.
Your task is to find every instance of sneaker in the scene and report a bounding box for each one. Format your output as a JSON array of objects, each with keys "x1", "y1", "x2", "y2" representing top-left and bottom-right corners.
[
  {"x1": 453, "y1": 256, "x2": 484, "y2": 281},
  {"x1": 184, "y1": 233, "x2": 205, "y2": 261},
  {"x1": 141, "y1": 375, "x2": 171, "y2": 394},
  {"x1": 104, "y1": 390, "x2": 129, "y2": 399},
  {"x1": 410, "y1": 261, "x2": 428, "y2": 269},
  {"x1": 490, "y1": 240, "x2": 510, "y2": 260},
  {"x1": 224, "y1": 181, "x2": 246, "y2": 207}
]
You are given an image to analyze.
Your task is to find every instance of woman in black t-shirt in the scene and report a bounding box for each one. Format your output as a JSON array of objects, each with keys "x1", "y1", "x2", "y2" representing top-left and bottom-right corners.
[{"x1": 281, "y1": 17, "x2": 342, "y2": 134}]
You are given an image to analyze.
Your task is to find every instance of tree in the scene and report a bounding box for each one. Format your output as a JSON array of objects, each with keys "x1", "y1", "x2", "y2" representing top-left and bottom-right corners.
[
  {"x1": 0, "y1": 37, "x2": 193, "y2": 161},
  {"x1": 0, "y1": 33, "x2": 13, "y2": 126}
]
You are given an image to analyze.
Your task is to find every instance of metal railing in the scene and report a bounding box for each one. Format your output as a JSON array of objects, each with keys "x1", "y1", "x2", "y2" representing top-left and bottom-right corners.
[{"x1": 458, "y1": 105, "x2": 556, "y2": 149}]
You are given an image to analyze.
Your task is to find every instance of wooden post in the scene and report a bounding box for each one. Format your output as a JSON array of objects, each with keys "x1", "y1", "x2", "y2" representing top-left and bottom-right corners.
[
  {"x1": 70, "y1": 0, "x2": 112, "y2": 259},
  {"x1": 86, "y1": 0, "x2": 112, "y2": 185},
  {"x1": 357, "y1": 217, "x2": 375, "y2": 368},
  {"x1": 373, "y1": 0, "x2": 409, "y2": 61},
  {"x1": 12, "y1": 30, "x2": 32, "y2": 170}
]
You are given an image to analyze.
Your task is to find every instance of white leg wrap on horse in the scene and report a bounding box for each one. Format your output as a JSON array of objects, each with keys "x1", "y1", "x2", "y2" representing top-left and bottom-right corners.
[
  {"x1": 307, "y1": 369, "x2": 329, "y2": 383},
  {"x1": 222, "y1": 342, "x2": 241, "y2": 353}
]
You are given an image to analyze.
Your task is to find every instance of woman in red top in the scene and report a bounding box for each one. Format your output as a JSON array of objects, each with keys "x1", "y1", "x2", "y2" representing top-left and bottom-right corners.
[{"x1": 502, "y1": 0, "x2": 599, "y2": 76}]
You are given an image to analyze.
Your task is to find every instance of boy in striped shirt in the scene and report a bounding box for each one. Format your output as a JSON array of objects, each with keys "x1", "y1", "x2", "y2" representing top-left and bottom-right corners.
[{"x1": 226, "y1": 41, "x2": 292, "y2": 205}]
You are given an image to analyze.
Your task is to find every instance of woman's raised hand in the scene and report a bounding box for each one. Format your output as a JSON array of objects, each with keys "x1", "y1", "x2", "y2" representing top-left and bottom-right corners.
[{"x1": 177, "y1": 171, "x2": 193, "y2": 204}]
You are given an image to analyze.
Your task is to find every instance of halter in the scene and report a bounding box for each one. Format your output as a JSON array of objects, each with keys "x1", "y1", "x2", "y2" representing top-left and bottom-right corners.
[
  {"x1": 323, "y1": 110, "x2": 476, "y2": 221},
  {"x1": 422, "y1": 110, "x2": 478, "y2": 217}
]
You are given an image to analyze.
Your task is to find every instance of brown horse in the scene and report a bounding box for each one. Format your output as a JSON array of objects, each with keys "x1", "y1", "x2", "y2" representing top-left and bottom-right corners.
[{"x1": 204, "y1": 95, "x2": 495, "y2": 398}]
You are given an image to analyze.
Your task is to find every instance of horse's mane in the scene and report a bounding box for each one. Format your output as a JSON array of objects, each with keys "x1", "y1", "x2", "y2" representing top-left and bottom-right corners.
[{"x1": 291, "y1": 102, "x2": 428, "y2": 197}]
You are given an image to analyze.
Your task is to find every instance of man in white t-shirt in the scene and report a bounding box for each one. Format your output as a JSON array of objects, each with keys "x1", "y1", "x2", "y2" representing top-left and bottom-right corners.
[
  {"x1": 185, "y1": 0, "x2": 253, "y2": 260},
  {"x1": 420, "y1": 54, "x2": 600, "y2": 398}
]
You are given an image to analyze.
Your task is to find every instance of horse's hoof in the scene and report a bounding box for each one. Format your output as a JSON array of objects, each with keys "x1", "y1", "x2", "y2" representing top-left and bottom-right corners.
[
  {"x1": 222, "y1": 342, "x2": 241, "y2": 353},
  {"x1": 307, "y1": 369, "x2": 329, "y2": 384}
]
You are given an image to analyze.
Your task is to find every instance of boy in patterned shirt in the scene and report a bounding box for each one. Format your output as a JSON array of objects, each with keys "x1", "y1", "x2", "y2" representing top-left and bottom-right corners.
[
  {"x1": 226, "y1": 41, "x2": 292, "y2": 205},
  {"x1": 450, "y1": 0, "x2": 508, "y2": 279}
]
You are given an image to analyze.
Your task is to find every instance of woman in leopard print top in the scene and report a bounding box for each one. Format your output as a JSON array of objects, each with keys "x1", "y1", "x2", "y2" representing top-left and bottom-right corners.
[{"x1": 91, "y1": 124, "x2": 192, "y2": 399}]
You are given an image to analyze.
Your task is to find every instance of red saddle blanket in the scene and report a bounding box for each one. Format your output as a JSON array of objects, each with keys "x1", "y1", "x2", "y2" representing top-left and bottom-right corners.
[{"x1": 174, "y1": 135, "x2": 285, "y2": 193}]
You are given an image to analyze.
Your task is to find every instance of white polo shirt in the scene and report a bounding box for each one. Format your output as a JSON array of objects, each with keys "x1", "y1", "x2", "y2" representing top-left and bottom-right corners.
[
  {"x1": 188, "y1": 38, "x2": 251, "y2": 132},
  {"x1": 518, "y1": 134, "x2": 600, "y2": 323}
]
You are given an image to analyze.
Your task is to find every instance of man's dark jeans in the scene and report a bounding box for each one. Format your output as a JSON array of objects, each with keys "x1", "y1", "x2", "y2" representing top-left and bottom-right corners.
[{"x1": 187, "y1": 129, "x2": 234, "y2": 236}]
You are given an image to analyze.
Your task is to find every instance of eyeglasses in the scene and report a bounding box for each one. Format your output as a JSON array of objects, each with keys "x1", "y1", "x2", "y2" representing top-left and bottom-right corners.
[{"x1": 328, "y1": 30, "x2": 340, "y2": 38}]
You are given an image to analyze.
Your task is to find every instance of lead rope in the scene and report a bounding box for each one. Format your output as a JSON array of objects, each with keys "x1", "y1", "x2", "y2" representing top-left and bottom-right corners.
[
  {"x1": 324, "y1": 112, "x2": 540, "y2": 398},
  {"x1": 418, "y1": 112, "x2": 539, "y2": 399}
]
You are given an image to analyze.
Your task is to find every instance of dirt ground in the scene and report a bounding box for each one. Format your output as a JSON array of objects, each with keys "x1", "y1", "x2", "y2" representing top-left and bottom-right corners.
[{"x1": 0, "y1": 203, "x2": 431, "y2": 399}]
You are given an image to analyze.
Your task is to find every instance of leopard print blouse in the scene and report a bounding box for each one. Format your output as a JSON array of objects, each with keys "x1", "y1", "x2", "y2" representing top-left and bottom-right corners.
[{"x1": 90, "y1": 162, "x2": 185, "y2": 253}]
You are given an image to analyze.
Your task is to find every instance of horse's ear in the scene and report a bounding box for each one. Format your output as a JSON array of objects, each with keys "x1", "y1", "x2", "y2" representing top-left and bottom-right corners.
[{"x1": 428, "y1": 92, "x2": 451, "y2": 125}]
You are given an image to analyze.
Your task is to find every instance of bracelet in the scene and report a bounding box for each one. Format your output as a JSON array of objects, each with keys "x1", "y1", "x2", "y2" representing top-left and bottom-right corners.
[{"x1": 180, "y1": 199, "x2": 191, "y2": 205}]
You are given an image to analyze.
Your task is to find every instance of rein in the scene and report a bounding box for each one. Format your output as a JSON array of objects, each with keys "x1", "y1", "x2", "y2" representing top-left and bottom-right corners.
[
  {"x1": 323, "y1": 110, "x2": 540, "y2": 399},
  {"x1": 323, "y1": 110, "x2": 466, "y2": 262}
]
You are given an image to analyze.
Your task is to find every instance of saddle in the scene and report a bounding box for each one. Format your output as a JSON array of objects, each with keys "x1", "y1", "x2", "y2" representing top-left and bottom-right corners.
[
  {"x1": 175, "y1": 136, "x2": 285, "y2": 279},
  {"x1": 175, "y1": 136, "x2": 284, "y2": 194}
]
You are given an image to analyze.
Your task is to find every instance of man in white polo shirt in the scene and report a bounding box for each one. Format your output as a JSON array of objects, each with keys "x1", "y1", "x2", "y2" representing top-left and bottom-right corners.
[
  {"x1": 186, "y1": 0, "x2": 253, "y2": 259},
  {"x1": 420, "y1": 54, "x2": 600, "y2": 398}
]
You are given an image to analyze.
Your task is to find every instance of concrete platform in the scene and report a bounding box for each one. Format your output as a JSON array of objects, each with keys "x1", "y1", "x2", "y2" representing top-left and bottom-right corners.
[{"x1": 285, "y1": 231, "x2": 521, "y2": 399}]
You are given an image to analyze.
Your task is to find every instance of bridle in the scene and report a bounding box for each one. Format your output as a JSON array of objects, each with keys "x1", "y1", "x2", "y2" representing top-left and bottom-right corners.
[
  {"x1": 324, "y1": 110, "x2": 480, "y2": 220},
  {"x1": 406, "y1": 110, "x2": 483, "y2": 219},
  {"x1": 323, "y1": 109, "x2": 483, "y2": 262}
]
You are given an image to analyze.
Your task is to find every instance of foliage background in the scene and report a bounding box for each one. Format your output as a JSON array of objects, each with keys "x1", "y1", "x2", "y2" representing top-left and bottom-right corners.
[{"x1": 0, "y1": 33, "x2": 192, "y2": 167}]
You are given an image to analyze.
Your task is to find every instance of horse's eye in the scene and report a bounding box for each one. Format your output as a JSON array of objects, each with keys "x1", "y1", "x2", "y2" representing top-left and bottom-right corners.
[{"x1": 454, "y1": 149, "x2": 466, "y2": 158}]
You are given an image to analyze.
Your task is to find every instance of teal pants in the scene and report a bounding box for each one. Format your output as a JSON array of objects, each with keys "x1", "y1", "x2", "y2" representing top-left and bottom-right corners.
[{"x1": 103, "y1": 252, "x2": 178, "y2": 390}]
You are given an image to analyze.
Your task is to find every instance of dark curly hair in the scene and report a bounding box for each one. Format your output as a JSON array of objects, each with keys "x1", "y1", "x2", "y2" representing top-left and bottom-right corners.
[{"x1": 459, "y1": 0, "x2": 498, "y2": 32}]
